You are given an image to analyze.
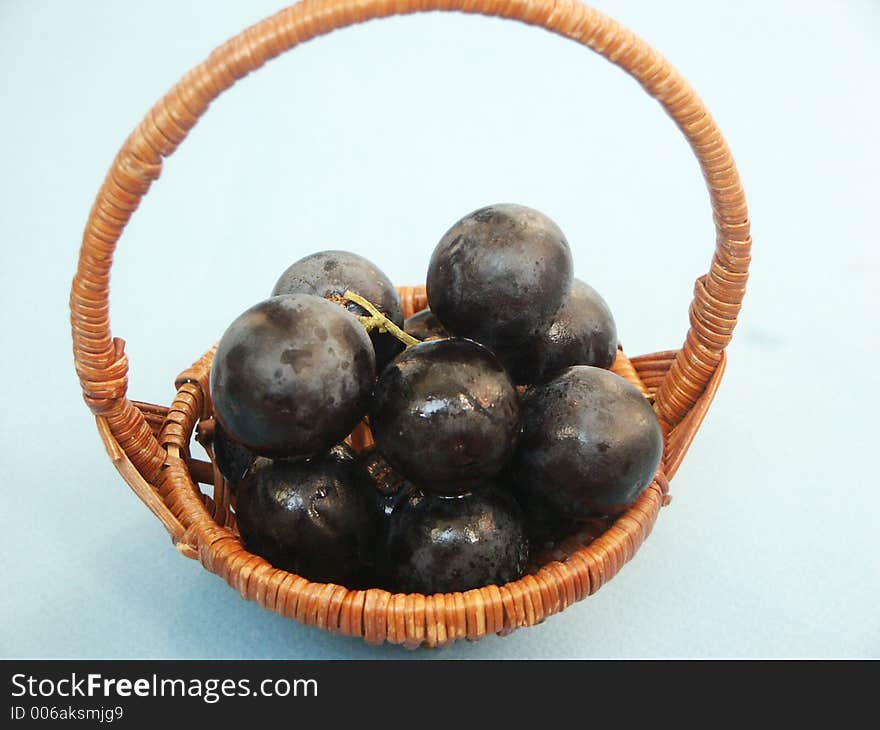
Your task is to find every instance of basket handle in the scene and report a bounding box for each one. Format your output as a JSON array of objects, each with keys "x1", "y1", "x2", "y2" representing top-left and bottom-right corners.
[{"x1": 71, "y1": 0, "x2": 750, "y2": 479}]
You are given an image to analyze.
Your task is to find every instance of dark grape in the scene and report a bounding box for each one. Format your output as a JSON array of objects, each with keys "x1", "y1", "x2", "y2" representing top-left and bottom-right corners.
[
  {"x1": 272, "y1": 250, "x2": 404, "y2": 369},
  {"x1": 494, "y1": 279, "x2": 618, "y2": 384},
  {"x1": 403, "y1": 308, "x2": 449, "y2": 341},
  {"x1": 210, "y1": 294, "x2": 375, "y2": 459},
  {"x1": 369, "y1": 338, "x2": 520, "y2": 494},
  {"x1": 212, "y1": 420, "x2": 255, "y2": 487},
  {"x1": 325, "y1": 443, "x2": 357, "y2": 461},
  {"x1": 235, "y1": 444, "x2": 375, "y2": 585},
  {"x1": 508, "y1": 480, "x2": 577, "y2": 550},
  {"x1": 384, "y1": 487, "x2": 529, "y2": 594},
  {"x1": 511, "y1": 366, "x2": 663, "y2": 517},
  {"x1": 426, "y1": 204, "x2": 573, "y2": 346}
]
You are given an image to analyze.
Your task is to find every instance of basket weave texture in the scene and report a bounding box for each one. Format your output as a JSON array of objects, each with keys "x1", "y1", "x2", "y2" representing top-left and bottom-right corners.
[{"x1": 70, "y1": 0, "x2": 750, "y2": 647}]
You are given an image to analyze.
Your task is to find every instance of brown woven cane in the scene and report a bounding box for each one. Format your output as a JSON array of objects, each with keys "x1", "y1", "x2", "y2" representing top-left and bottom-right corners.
[{"x1": 70, "y1": 0, "x2": 750, "y2": 648}]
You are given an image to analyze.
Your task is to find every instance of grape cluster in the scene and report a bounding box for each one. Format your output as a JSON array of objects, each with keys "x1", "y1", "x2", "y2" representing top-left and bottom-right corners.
[{"x1": 208, "y1": 204, "x2": 662, "y2": 594}]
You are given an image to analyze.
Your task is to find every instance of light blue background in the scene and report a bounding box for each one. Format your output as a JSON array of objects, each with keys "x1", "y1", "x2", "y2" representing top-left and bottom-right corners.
[{"x1": 1, "y1": 0, "x2": 877, "y2": 658}]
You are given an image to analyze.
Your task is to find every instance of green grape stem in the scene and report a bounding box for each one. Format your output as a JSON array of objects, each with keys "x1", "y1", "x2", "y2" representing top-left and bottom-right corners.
[{"x1": 344, "y1": 290, "x2": 420, "y2": 348}]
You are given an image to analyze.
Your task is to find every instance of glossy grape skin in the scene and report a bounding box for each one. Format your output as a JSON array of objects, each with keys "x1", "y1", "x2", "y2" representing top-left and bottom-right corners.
[
  {"x1": 212, "y1": 420, "x2": 255, "y2": 487},
  {"x1": 235, "y1": 444, "x2": 375, "y2": 585},
  {"x1": 403, "y1": 308, "x2": 449, "y2": 342},
  {"x1": 494, "y1": 279, "x2": 618, "y2": 385},
  {"x1": 426, "y1": 204, "x2": 573, "y2": 346},
  {"x1": 210, "y1": 294, "x2": 375, "y2": 459},
  {"x1": 272, "y1": 250, "x2": 404, "y2": 369},
  {"x1": 384, "y1": 486, "x2": 529, "y2": 594},
  {"x1": 369, "y1": 338, "x2": 520, "y2": 494},
  {"x1": 511, "y1": 366, "x2": 663, "y2": 517}
]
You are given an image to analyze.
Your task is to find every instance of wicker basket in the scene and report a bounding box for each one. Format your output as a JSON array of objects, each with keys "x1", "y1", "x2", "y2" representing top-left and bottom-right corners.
[{"x1": 70, "y1": 0, "x2": 750, "y2": 648}]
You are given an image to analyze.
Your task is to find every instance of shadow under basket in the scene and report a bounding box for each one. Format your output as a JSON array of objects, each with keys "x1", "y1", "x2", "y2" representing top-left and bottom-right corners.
[{"x1": 71, "y1": 1, "x2": 750, "y2": 649}]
